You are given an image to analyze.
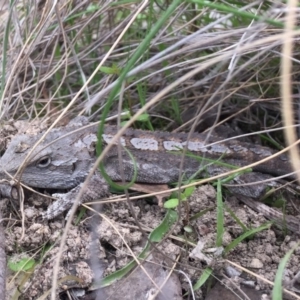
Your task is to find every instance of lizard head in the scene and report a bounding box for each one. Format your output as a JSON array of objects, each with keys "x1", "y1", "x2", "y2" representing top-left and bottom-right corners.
[{"x1": 0, "y1": 126, "x2": 96, "y2": 189}]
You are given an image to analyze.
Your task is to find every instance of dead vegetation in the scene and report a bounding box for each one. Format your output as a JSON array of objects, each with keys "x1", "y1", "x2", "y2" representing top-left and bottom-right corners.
[{"x1": 1, "y1": 0, "x2": 300, "y2": 299}]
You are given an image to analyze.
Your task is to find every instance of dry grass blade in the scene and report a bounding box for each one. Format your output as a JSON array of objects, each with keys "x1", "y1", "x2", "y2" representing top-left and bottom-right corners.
[
  {"x1": 0, "y1": 211, "x2": 6, "y2": 299},
  {"x1": 1, "y1": 1, "x2": 300, "y2": 299}
]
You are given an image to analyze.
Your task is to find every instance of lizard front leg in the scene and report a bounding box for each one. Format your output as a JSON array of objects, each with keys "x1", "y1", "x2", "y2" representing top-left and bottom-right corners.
[
  {"x1": 43, "y1": 172, "x2": 109, "y2": 220},
  {"x1": 0, "y1": 180, "x2": 19, "y2": 200}
]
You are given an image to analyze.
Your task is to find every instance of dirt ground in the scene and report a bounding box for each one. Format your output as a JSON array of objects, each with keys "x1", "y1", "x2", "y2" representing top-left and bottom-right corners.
[
  {"x1": 3, "y1": 184, "x2": 300, "y2": 299},
  {"x1": 1, "y1": 122, "x2": 300, "y2": 300}
]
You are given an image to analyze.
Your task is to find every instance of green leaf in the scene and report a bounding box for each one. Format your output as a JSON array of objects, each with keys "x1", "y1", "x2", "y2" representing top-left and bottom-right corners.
[
  {"x1": 164, "y1": 198, "x2": 179, "y2": 208},
  {"x1": 120, "y1": 110, "x2": 131, "y2": 120},
  {"x1": 86, "y1": 4, "x2": 99, "y2": 13},
  {"x1": 272, "y1": 197, "x2": 287, "y2": 208},
  {"x1": 8, "y1": 257, "x2": 36, "y2": 272},
  {"x1": 136, "y1": 113, "x2": 150, "y2": 122},
  {"x1": 99, "y1": 65, "x2": 120, "y2": 75},
  {"x1": 120, "y1": 121, "x2": 128, "y2": 127},
  {"x1": 183, "y1": 186, "x2": 195, "y2": 198}
]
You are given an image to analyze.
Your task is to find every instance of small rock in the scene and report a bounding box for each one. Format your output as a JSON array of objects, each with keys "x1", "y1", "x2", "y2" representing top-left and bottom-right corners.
[
  {"x1": 205, "y1": 282, "x2": 264, "y2": 300},
  {"x1": 24, "y1": 207, "x2": 39, "y2": 219},
  {"x1": 249, "y1": 258, "x2": 263, "y2": 269}
]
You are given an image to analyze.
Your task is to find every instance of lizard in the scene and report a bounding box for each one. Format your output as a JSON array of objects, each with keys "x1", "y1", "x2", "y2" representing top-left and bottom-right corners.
[{"x1": 0, "y1": 117, "x2": 298, "y2": 232}]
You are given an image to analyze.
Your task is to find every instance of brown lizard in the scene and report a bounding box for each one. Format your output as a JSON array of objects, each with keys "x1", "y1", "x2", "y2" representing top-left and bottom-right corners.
[{"x1": 0, "y1": 117, "x2": 298, "y2": 232}]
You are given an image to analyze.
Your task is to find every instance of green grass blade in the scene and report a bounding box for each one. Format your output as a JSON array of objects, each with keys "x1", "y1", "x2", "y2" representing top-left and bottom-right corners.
[
  {"x1": 224, "y1": 204, "x2": 249, "y2": 232},
  {"x1": 272, "y1": 242, "x2": 300, "y2": 300},
  {"x1": 90, "y1": 209, "x2": 178, "y2": 289},
  {"x1": 190, "y1": 206, "x2": 215, "y2": 221},
  {"x1": 97, "y1": 0, "x2": 182, "y2": 183},
  {"x1": 224, "y1": 223, "x2": 271, "y2": 255},
  {"x1": 0, "y1": 1, "x2": 16, "y2": 112},
  {"x1": 193, "y1": 267, "x2": 213, "y2": 291},
  {"x1": 216, "y1": 179, "x2": 224, "y2": 247},
  {"x1": 187, "y1": 0, "x2": 284, "y2": 28}
]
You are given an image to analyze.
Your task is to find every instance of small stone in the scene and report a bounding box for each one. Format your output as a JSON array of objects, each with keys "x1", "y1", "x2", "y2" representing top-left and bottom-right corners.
[
  {"x1": 24, "y1": 207, "x2": 39, "y2": 219},
  {"x1": 225, "y1": 265, "x2": 241, "y2": 278},
  {"x1": 249, "y1": 258, "x2": 263, "y2": 269}
]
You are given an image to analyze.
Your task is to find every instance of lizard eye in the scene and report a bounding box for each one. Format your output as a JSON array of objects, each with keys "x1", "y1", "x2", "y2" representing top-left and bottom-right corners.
[{"x1": 36, "y1": 156, "x2": 51, "y2": 168}]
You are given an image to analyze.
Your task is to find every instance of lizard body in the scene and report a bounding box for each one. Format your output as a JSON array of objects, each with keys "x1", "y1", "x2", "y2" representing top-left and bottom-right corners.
[{"x1": 0, "y1": 118, "x2": 296, "y2": 224}]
